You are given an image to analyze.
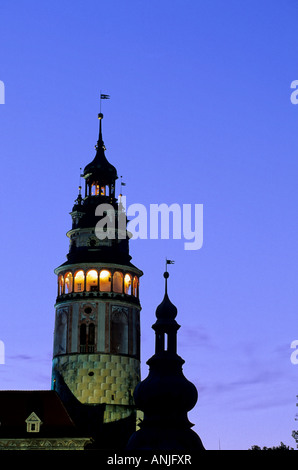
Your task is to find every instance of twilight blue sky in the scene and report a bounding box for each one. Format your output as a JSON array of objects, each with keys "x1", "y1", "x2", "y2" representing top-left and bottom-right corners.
[{"x1": 1, "y1": 0, "x2": 298, "y2": 450}]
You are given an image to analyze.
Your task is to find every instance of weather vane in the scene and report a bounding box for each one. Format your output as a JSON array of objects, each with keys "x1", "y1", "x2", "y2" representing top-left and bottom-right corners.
[
  {"x1": 100, "y1": 92, "x2": 110, "y2": 113},
  {"x1": 165, "y1": 258, "x2": 175, "y2": 273}
]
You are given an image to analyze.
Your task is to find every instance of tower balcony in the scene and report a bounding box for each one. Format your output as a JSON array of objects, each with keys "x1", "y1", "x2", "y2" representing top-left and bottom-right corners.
[
  {"x1": 56, "y1": 290, "x2": 141, "y2": 306},
  {"x1": 56, "y1": 267, "x2": 140, "y2": 306}
]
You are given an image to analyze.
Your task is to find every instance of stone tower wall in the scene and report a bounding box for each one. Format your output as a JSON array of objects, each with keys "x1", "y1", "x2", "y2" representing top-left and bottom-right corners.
[
  {"x1": 52, "y1": 297, "x2": 141, "y2": 423},
  {"x1": 52, "y1": 353, "x2": 140, "y2": 422}
]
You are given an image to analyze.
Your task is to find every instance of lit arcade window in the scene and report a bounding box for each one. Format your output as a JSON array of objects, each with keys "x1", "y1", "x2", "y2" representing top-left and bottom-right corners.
[
  {"x1": 124, "y1": 274, "x2": 132, "y2": 295},
  {"x1": 133, "y1": 276, "x2": 139, "y2": 297},
  {"x1": 99, "y1": 270, "x2": 111, "y2": 292},
  {"x1": 74, "y1": 270, "x2": 85, "y2": 292},
  {"x1": 86, "y1": 269, "x2": 98, "y2": 292},
  {"x1": 113, "y1": 271, "x2": 123, "y2": 293},
  {"x1": 64, "y1": 272, "x2": 73, "y2": 293}
]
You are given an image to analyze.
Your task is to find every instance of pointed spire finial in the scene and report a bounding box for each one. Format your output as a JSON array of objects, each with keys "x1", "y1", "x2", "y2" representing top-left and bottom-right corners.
[
  {"x1": 97, "y1": 92, "x2": 109, "y2": 149},
  {"x1": 163, "y1": 270, "x2": 169, "y2": 294},
  {"x1": 96, "y1": 112, "x2": 104, "y2": 150},
  {"x1": 164, "y1": 259, "x2": 174, "y2": 294}
]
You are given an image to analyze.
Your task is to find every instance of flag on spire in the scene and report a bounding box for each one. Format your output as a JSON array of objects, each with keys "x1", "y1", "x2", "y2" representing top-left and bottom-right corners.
[{"x1": 100, "y1": 94, "x2": 110, "y2": 99}]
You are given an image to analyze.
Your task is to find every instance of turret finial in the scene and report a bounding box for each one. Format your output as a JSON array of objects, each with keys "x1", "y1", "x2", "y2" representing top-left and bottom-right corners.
[
  {"x1": 96, "y1": 112, "x2": 104, "y2": 150},
  {"x1": 164, "y1": 259, "x2": 174, "y2": 295}
]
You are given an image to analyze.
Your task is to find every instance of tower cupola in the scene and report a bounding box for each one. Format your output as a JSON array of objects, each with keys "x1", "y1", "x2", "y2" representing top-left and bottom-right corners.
[
  {"x1": 83, "y1": 113, "x2": 117, "y2": 200},
  {"x1": 153, "y1": 271, "x2": 179, "y2": 355}
]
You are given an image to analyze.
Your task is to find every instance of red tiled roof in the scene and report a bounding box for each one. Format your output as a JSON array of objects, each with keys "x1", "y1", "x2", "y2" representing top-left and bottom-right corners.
[{"x1": 0, "y1": 390, "x2": 86, "y2": 438}]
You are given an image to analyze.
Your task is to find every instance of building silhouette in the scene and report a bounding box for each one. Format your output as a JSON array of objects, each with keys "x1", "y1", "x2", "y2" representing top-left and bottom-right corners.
[
  {"x1": 0, "y1": 108, "x2": 205, "y2": 452},
  {"x1": 127, "y1": 270, "x2": 205, "y2": 451}
]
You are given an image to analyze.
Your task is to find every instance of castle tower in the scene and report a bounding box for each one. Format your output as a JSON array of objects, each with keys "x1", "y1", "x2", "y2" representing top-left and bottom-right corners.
[{"x1": 51, "y1": 112, "x2": 143, "y2": 425}]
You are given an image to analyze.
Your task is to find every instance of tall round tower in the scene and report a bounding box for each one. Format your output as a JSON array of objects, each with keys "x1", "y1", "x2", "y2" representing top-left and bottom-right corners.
[{"x1": 51, "y1": 112, "x2": 143, "y2": 425}]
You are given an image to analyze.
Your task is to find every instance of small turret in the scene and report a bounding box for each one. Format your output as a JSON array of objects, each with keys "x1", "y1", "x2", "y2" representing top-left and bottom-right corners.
[
  {"x1": 82, "y1": 113, "x2": 117, "y2": 200},
  {"x1": 127, "y1": 268, "x2": 205, "y2": 451}
]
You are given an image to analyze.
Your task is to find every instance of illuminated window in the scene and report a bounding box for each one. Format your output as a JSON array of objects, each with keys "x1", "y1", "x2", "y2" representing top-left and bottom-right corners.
[
  {"x1": 74, "y1": 270, "x2": 85, "y2": 292},
  {"x1": 86, "y1": 269, "x2": 98, "y2": 292},
  {"x1": 124, "y1": 274, "x2": 132, "y2": 295},
  {"x1": 58, "y1": 275, "x2": 64, "y2": 295},
  {"x1": 90, "y1": 184, "x2": 108, "y2": 196},
  {"x1": 133, "y1": 276, "x2": 139, "y2": 297},
  {"x1": 64, "y1": 272, "x2": 73, "y2": 293},
  {"x1": 113, "y1": 271, "x2": 123, "y2": 293},
  {"x1": 91, "y1": 183, "x2": 100, "y2": 196},
  {"x1": 100, "y1": 270, "x2": 111, "y2": 292}
]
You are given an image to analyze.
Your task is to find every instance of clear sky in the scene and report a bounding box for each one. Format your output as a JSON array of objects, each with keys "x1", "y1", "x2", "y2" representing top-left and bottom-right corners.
[{"x1": 1, "y1": 0, "x2": 298, "y2": 451}]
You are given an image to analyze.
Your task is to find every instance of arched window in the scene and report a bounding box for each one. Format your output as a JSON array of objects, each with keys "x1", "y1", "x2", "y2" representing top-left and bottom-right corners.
[
  {"x1": 86, "y1": 269, "x2": 98, "y2": 292},
  {"x1": 99, "y1": 270, "x2": 111, "y2": 292},
  {"x1": 90, "y1": 184, "x2": 108, "y2": 196},
  {"x1": 74, "y1": 270, "x2": 85, "y2": 292},
  {"x1": 88, "y1": 323, "x2": 95, "y2": 348},
  {"x1": 113, "y1": 271, "x2": 123, "y2": 293},
  {"x1": 80, "y1": 324, "x2": 86, "y2": 352},
  {"x1": 133, "y1": 276, "x2": 139, "y2": 297},
  {"x1": 124, "y1": 274, "x2": 132, "y2": 295},
  {"x1": 91, "y1": 183, "x2": 100, "y2": 196},
  {"x1": 110, "y1": 307, "x2": 128, "y2": 354},
  {"x1": 79, "y1": 323, "x2": 95, "y2": 353},
  {"x1": 58, "y1": 275, "x2": 64, "y2": 295},
  {"x1": 64, "y1": 272, "x2": 73, "y2": 293}
]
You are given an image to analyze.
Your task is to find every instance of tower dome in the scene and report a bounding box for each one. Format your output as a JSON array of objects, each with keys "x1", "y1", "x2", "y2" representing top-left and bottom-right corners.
[
  {"x1": 83, "y1": 113, "x2": 118, "y2": 185},
  {"x1": 155, "y1": 272, "x2": 178, "y2": 322},
  {"x1": 82, "y1": 113, "x2": 117, "y2": 201}
]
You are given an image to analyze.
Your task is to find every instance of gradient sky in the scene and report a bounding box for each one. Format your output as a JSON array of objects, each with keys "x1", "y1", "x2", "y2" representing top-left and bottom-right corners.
[{"x1": 1, "y1": 0, "x2": 298, "y2": 451}]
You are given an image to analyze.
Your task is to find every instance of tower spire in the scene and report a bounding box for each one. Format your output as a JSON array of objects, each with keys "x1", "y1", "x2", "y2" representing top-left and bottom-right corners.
[
  {"x1": 98, "y1": 93, "x2": 110, "y2": 148},
  {"x1": 164, "y1": 259, "x2": 175, "y2": 294},
  {"x1": 96, "y1": 112, "x2": 104, "y2": 150}
]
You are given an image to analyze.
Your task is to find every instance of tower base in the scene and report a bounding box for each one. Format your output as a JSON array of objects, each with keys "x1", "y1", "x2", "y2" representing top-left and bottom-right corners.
[{"x1": 52, "y1": 353, "x2": 139, "y2": 423}]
